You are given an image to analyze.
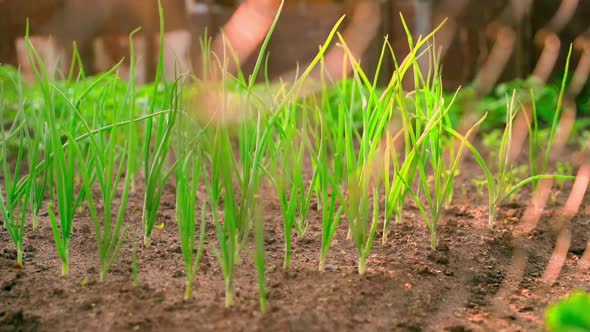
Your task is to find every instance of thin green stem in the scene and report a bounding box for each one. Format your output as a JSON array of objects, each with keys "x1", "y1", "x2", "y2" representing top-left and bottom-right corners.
[
  {"x1": 225, "y1": 278, "x2": 234, "y2": 308},
  {"x1": 61, "y1": 260, "x2": 69, "y2": 277},
  {"x1": 32, "y1": 214, "x2": 39, "y2": 232},
  {"x1": 184, "y1": 279, "x2": 193, "y2": 301},
  {"x1": 430, "y1": 228, "x2": 437, "y2": 250},
  {"x1": 358, "y1": 256, "x2": 367, "y2": 275},
  {"x1": 17, "y1": 244, "x2": 23, "y2": 267}
]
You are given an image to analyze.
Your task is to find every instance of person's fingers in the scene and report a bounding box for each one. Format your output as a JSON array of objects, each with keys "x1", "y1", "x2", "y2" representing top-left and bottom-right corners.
[{"x1": 210, "y1": 0, "x2": 281, "y2": 77}]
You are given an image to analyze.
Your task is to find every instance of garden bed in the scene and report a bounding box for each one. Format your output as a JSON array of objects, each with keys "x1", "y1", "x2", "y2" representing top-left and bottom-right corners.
[
  {"x1": 2, "y1": 10, "x2": 590, "y2": 330},
  {"x1": 1, "y1": 155, "x2": 588, "y2": 332}
]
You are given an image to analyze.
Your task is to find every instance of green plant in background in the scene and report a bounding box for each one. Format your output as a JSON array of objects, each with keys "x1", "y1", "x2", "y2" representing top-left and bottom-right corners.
[
  {"x1": 472, "y1": 178, "x2": 487, "y2": 197},
  {"x1": 0, "y1": 66, "x2": 48, "y2": 232},
  {"x1": 546, "y1": 290, "x2": 590, "y2": 332},
  {"x1": 555, "y1": 161, "x2": 573, "y2": 189},
  {"x1": 481, "y1": 129, "x2": 502, "y2": 157}
]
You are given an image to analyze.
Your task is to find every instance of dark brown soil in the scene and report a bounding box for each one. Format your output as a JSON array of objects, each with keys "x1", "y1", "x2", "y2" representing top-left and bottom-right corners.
[{"x1": 1, "y1": 155, "x2": 590, "y2": 332}]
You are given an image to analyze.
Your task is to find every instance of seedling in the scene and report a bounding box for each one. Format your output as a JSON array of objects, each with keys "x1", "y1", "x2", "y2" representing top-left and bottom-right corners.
[
  {"x1": 24, "y1": 31, "x2": 82, "y2": 276},
  {"x1": 0, "y1": 67, "x2": 47, "y2": 232},
  {"x1": 67, "y1": 32, "x2": 141, "y2": 282},
  {"x1": 400, "y1": 90, "x2": 476, "y2": 249},
  {"x1": 311, "y1": 112, "x2": 343, "y2": 272},
  {"x1": 270, "y1": 106, "x2": 317, "y2": 269},
  {"x1": 175, "y1": 152, "x2": 207, "y2": 300},
  {"x1": 142, "y1": 0, "x2": 178, "y2": 248},
  {"x1": 175, "y1": 102, "x2": 207, "y2": 300},
  {"x1": 448, "y1": 93, "x2": 575, "y2": 228},
  {"x1": 381, "y1": 15, "x2": 446, "y2": 243},
  {"x1": 0, "y1": 105, "x2": 30, "y2": 268},
  {"x1": 330, "y1": 37, "x2": 389, "y2": 274},
  {"x1": 206, "y1": 127, "x2": 239, "y2": 307}
]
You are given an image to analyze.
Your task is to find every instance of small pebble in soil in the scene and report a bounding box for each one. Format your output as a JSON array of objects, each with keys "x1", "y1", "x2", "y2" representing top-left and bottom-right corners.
[
  {"x1": 297, "y1": 237, "x2": 313, "y2": 245},
  {"x1": 428, "y1": 252, "x2": 449, "y2": 265},
  {"x1": 417, "y1": 265, "x2": 436, "y2": 276},
  {"x1": 79, "y1": 224, "x2": 91, "y2": 234},
  {"x1": 3, "y1": 280, "x2": 16, "y2": 292},
  {"x1": 436, "y1": 256, "x2": 449, "y2": 265},
  {"x1": 468, "y1": 313, "x2": 485, "y2": 324},
  {"x1": 154, "y1": 292, "x2": 165, "y2": 303},
  {"x1": 52, "y1": 288, "x2": 66, "y2": 297},
  {"x1": 518, "y1": 305, "x2": 534, "y2": 312},
  {"x1": 80, "y1": 297, "x2": 102, "y2": 311},
  {"x1": 3, "y1": 249, "x2": 17, "y2": 260},
  {"x1": 445, "y1": 325, "x2": 470, "y2": 332},
  {"x1": 324, "y1": 264, "x2": 339, "y2": 272},
  {"x1": 436, "y1": 242, "x2": 449, "y2": 251}
]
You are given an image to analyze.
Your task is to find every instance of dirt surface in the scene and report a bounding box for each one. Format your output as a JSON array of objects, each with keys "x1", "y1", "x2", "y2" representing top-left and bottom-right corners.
[{"x1": 1, "y1": 154, "x2": 590, "y2": 332}]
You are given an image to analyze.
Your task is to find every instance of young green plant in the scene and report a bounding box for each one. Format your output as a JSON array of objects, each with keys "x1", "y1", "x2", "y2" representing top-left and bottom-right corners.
[
  {"x1": 175, "y1": 151, "x2": 207, "y2": 300},
  {"x1": 397, "y1": 67, "x2": 475, "y2": 249},
  {"x1": 271, "y1": 105, "x2": 317, "y2": 269},
  {"x1": 175, "y1": 102, "x2": 207, "y2": 300},
  {"x1": 448, "y1": 92, "x2": 575, "y2": 228},
  {"x1": 310, "y1": 112, "x2": 343, "y2": 272},
  {"x1": 25, "y1": 31, "x2": 82, "y2": 276},
  {"x1": 0, "y1": 66, "x2": 47, "y2": 232},
  {"x1": 380, "y1": 15, "x2": 447, "y2": 244},
  {"x1": 0, "y1": 104, "x2": 30, "y2": 268},
  {"x1": 64, "y1": 33, "x2": 140, "y2": 282},
  {"x1": 206, "y1": 127, "x2": 239, "y2": 307},
  {"x1": 329, "y1": 36, "x2": 392, "y2": 275},
  {"x1": 142, "y1": 0, "x2": 178, "y2": 248}
]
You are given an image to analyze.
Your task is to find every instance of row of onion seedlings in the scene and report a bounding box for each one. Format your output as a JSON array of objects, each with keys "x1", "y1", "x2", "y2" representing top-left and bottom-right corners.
[{"x1": 0, "y1": 4, "x2": 573, "y2": 312}]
